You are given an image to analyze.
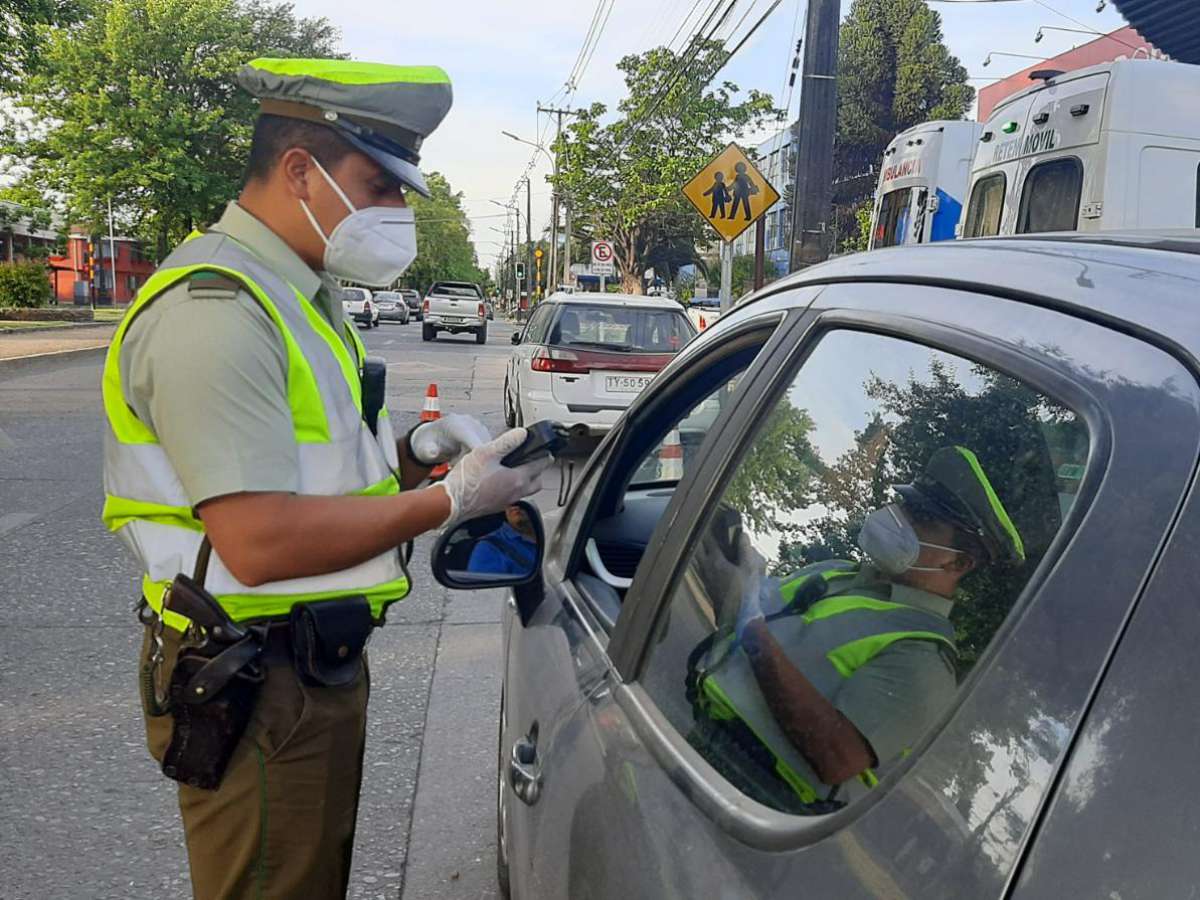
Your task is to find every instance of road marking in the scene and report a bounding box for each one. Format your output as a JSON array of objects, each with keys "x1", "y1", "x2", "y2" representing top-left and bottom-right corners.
[{"x1": 0, "y1": 512, "x2": 37, "y2": 537}]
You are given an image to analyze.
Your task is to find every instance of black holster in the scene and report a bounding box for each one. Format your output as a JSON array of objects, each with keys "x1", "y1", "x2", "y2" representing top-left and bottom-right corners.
[
  {"x1": 160, "y1": 539, "x2": 266, "y2": 790},
  {"x1": 289, "y1": 596, "x2": 373, "y2": 687}
]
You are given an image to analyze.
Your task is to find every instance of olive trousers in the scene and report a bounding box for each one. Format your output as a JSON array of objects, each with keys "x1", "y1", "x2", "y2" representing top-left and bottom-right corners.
[{"x1": 140, "y1": 625, "x2": 369, "y2": 900}]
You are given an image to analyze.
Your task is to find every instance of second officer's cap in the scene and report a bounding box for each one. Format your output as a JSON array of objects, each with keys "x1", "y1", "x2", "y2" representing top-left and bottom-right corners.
[{"x1": 237, "y1": 57, "x2": 453, "y2": 197}]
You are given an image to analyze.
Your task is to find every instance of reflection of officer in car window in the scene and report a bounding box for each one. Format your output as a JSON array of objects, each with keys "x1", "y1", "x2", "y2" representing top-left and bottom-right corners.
[
  {"x1": 689, "y1": 446, "x2": 1024, "y2": 814},
  {"x1": 468, "y1": 506, "x2": 538, "y2": 576}
]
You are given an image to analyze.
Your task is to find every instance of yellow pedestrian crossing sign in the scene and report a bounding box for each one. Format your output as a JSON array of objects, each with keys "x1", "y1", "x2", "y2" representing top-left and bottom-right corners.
[{"x1": 682, "y1": 142, "x2": 780, "y2": 243}]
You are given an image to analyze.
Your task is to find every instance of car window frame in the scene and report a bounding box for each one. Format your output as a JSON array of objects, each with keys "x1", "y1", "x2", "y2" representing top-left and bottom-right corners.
[
  {"x1": 521, "y1": 304, "x2": 554, "y2": 344},
  {"x1": 601, "y1": 286, "x2": 1161, "y2": 853},
  {"x1": 544, "y1": 300, "x2": 819, "y2": 638}
]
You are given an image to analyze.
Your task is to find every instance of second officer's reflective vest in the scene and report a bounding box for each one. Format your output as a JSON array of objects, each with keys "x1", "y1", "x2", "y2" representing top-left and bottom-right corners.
[
  {"x1": 692, "y1": 562, "x2": 956, "y2": 805},
  {"x1": 101, "y1": 230, "x2": 410, "y2": 633}
]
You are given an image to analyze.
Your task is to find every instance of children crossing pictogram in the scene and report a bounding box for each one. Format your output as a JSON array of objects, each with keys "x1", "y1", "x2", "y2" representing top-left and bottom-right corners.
[{"x1": 682, "y1": 143, "x2": 780, "y2": 243}]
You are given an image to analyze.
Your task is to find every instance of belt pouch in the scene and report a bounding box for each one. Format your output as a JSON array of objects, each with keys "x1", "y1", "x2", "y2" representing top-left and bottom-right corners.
[
  {"x1": 161, "y1": 649, "x2": 262, "y2": 790},
  {"x1": 290, "y1": 596, "x2": 373, "y2": 687}
]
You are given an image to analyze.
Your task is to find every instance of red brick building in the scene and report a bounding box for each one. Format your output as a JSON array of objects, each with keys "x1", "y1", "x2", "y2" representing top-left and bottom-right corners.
[
  {"x1": 47, "y1": 229, "x2": 155, "y2": 306},
  {"x1": 978, "y1": 26, "x2": 1163, "y2": 120}
]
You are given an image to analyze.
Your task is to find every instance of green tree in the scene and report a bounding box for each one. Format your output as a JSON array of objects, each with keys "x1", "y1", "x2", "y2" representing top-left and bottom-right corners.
[
  {"x1": 399, "y1": 172, "x2": 488, "y2": 293},
  {"x1": 0, "y1": 0, "x2": 86, "y2": 89},
  {"x1": 835, "y1": 0, "x2": 973, "y2": 181},
  {"x1": 724, "y1": 402, "x2": 822, "y2": 537},
  {"x1": 0, "y1": 261, "x2": 53, "y2": 307},
  {"x1": 555, "y1": 41, "x2": 779, "y2": 294},
  {"x1": 3, "y1": 0, "x2": 341, "y2": 259}
]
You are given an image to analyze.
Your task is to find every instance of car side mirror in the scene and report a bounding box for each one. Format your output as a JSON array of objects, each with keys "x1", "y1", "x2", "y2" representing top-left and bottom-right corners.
[
  {"x1": 511, "y1": 331, "x2": 522, "y2": 345},
  {"x1": 431, "y1": 501, "x2": 544, "y2": 591}
]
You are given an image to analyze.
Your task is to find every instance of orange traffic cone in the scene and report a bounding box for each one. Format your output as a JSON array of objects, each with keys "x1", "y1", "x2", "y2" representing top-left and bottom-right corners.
[
  {"x1": 420, "y1": 384, "x2": 449, "y2": 480},
  {"x1": 699, "y1": 315, "x2": 708, "y2": 330},
  {"x1": 659, "y1": 429, "x2": 684, "y2": 481}
]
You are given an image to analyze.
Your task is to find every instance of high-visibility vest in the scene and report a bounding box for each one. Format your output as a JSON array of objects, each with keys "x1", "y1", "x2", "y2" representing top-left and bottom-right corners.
[
  {"x1": 101, "y1": 230, "x2": 410, "y2": 633},
  {"x1": 694, "y1": 564, "x2": 956, "y2": 806}
]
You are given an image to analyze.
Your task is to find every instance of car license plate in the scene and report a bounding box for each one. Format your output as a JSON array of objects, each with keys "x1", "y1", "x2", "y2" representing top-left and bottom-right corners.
[{"x1": 605, "y1": 375, "x2": 652, "y2": 393}]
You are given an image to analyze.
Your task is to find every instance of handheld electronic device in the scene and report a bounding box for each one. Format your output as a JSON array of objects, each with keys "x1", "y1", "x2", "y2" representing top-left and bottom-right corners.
[{"x1": 502, "y1": 420, "x2": 570, "y2": 468}]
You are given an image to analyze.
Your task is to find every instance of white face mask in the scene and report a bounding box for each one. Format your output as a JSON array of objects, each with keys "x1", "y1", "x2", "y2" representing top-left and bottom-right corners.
[
  {"x1": 299, "y1": 155, "x2": 417, "y2": 287},
  {"x1": 857, "y1": 504, "x2": 965, "y2": 577}
]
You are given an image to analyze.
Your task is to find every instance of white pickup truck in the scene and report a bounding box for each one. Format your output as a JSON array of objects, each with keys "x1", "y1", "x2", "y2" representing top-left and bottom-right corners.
[{"x1": 422, "y1": 281, "x2": 488, "y2": 344}]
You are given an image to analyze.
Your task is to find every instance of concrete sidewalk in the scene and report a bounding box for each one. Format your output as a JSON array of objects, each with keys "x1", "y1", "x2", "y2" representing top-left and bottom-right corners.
[{"x1": 0, "y1": 323, "x2": 115, "y2": 362}]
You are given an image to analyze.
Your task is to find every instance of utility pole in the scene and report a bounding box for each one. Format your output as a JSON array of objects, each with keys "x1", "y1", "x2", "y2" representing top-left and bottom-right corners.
[
  {"x1": 538, "y1": 104, "x2": 582, "y2": 292},
  {"x1": 526, "y1": 177, "x2": 534, "y2": 304},
  {"x1": 107, "y1": 197, "x2": 118, "y2": 305},
  {"x1": 787, "y1": 0, "x2": 840, "y2": 273},
  {"x1": 562, "y1": 202, "x2": 572, "y2": 287}
]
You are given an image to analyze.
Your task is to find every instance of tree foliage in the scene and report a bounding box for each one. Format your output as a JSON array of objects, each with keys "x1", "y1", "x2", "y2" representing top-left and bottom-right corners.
[
  {"x1": 0, "y1": 0, "x2": 87, "y2": 89},
  {"x1": 0, "y1": 261, "x2": 53, "y2": 307},
  {"x1": 554, "y1": 41, "x2": 779, "y2": 293},
  {"x1": 398, "y1": 172, "x2": 488, "y2": 294},
  {"x1": 835, "y1": 0, "x2": 973, "y2": 180},
  {"x1": 2, "y1": 0, "x2": 341, "y2": 258}
]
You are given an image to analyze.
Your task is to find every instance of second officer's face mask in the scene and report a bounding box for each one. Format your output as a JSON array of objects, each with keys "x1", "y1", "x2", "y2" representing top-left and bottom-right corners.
[
  {"x1": 857, "y1": 503, "x2": 965, "y2": 577},
  {"x1": 299, "y1": 155, "x2": 417, "y2": 287}
]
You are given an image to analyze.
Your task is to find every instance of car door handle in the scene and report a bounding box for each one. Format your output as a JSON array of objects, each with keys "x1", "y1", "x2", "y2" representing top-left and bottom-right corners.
[{"x1": 509, "y1": 733, "x2": 543, "y2": 806}]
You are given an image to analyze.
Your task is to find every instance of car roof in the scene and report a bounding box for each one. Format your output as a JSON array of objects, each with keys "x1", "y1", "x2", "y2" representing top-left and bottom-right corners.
[
  {"x1": 743, "y1": 232, "x2": 1200, "y2": 364},
  {"x1": 545, "y1": 292, "x2": 685, "y2": 310}
]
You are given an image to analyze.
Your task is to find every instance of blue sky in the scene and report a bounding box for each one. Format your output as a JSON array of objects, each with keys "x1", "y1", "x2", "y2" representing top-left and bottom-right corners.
[{"x1": 287, "y1": 0, "x2": 1132, "y2": 270}]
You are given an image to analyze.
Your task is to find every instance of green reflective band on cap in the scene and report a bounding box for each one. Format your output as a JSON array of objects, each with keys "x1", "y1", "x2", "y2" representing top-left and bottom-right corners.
[
  {"x1": 954, "y1": 445, "x2": 1026, "y2": 561},
  {"x1": 248, "y1": 58, "x2": 450, "y2": 86}
]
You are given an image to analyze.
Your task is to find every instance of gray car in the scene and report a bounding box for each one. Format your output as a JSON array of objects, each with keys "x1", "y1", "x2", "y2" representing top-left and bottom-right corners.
[
  {"x1": 436, "y1": 233, "x2": 1200, "y2": 900},
  {"x1": 373, "y1": 290, "x2": 410, "y2": 324}
]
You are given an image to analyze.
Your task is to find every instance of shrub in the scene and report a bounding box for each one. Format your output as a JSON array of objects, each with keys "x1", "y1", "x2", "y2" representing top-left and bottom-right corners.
[{"x1": 0, "y1": 261, "x2": 53, "y2": 308}]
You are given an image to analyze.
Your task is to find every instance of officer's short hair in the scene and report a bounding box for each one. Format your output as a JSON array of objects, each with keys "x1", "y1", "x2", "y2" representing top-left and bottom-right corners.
[{"x1": 243, "y1": 114, "x2": 356, "y2": 185}]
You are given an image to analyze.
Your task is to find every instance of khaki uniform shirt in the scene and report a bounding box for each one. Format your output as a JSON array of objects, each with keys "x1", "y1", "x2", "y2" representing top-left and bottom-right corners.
[
  {"x1": 828, "y1": 567, "x2": 958, "y2": 766},
  {"x1": 120, "y1": 202, "x2": 354, "y2": 506}
]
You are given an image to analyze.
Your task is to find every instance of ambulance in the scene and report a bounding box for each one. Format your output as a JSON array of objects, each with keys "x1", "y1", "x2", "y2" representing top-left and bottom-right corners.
[
  {"x1": 962, "y1": 58, "x2": 1200, "y2": 238},
  {"x1": 869, "y1": 119, "x2": 983, "y2": 249}
]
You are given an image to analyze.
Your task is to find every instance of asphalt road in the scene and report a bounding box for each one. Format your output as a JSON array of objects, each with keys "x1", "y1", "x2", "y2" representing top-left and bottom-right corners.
[{"x1": 0, "y1": 316, "x2": 532, "y2": 900}]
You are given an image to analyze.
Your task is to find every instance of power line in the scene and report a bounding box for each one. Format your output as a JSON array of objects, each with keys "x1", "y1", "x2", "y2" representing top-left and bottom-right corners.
[
  {"x1": 573, "y1": 0, "x2": 619, "y2": 93},
  {"x1": 1031, "y1": 0, "x2": 1141, "y2": 50}
]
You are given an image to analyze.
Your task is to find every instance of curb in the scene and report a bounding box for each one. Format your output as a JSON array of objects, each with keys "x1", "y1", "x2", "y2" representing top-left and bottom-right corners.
[
  {"x1": 0, "y1": 321, "x2": 118, "y2": 334},
  {"x1": 0, "y1": 344, "x2": 108, "y2": 373}
]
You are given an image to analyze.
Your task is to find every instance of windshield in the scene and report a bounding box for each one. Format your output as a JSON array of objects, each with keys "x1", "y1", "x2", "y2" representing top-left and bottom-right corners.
[
  {"x1": 430, "y1": 283, "x2": 482, "y2": 298},
  {"x1": 549, "y1": 304, "x2": 692, "y2": 353},
  {"x1": 341, "y1": 289, "x2": 367, "y2": 302}
]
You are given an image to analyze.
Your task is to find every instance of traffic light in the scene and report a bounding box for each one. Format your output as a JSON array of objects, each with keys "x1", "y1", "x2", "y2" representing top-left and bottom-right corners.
[{"x1": 516, "y1": 263, "x2": 525, "y2": 282}]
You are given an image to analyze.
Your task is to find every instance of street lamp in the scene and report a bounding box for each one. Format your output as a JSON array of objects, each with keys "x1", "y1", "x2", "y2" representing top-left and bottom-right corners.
[
  {"x1": 1035, "y1": 25, "x2": 1101, "y2": 43},
  {"x1": 982, "y1": 51, "x2": 1045, "y2": 67},
  {"x1": 502, "y1": 130, "x2": 559, "y2": 293}
]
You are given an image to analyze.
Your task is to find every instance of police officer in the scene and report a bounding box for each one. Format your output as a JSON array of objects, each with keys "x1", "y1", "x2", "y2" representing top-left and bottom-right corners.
[
  {"x1": 102, "y1": 59, "x2": 549, "y2": 898},
  {"x1": 691, "y1": 446, "x2": 1024, "y2": 813}
]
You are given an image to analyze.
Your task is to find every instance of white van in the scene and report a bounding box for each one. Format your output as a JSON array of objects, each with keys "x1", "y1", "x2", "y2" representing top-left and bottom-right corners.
[
  {"x1": 869, "y1": 120, "x2": 982, "y2": 249},
  {"x1": 962, "y1": 59, "x2": 1200, "y2": 238}
]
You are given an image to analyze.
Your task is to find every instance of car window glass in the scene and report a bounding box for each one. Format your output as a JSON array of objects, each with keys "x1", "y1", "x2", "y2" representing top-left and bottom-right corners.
[
  {"x1": 548, "y1": 305, "x2": 690, "y2": 352},
  {"x1": 525, "y1": 305, "x2": 553, "y2": 344},
  {"x1": 964, "y1": 174, "x2": 1006, "y2": 238},
  {"x1": 639, "y1": 329, "x2": 1090, "y2": 817},
  {"x1": 1018, "y1": 158, "x2": 1083, "y2": 234},
  {"x1": 874, "y1": 188, "x2": 912, "y2": 248}
]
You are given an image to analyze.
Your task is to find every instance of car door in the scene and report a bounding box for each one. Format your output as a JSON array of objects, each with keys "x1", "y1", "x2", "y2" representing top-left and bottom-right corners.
[
  {"x1": 503, "y1": 279, "x2": 1200, "y2": 899},
  {"x1": 501, "y1": 295, "x2": 807, "y2": 900}
]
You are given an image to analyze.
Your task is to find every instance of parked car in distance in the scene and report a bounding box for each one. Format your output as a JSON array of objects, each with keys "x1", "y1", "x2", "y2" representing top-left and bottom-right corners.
[
  {"x1": 504, "y1": 293, "x2": 695, "y2": 435},
  {"x1": 423, "y1": 281, "x2": 488, "y2": 344},
  {"x1": 686, "y1": 296, "x2": 722, "y2": 332},
  {"x1": 440, "y1": 232, "x2": 1200, "y2": 900},
  {"x1": 341, "y1": 287, "x2": 378, "y2": 328},
  {"x1": 372, "y1": 291, "x2": 410, "y2": 324},
  {"x1": 401, "y1": 288, "x2": 423, "y2": 321}
]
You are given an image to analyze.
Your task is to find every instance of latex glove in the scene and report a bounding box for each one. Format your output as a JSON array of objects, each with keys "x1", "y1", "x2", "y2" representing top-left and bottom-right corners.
[
  {"x1": 410, "y1": 413, "x2": 492, "y2": 466},
  {"x1": 438, "y1": 428, "x2": 553, "y2": 528},
  {"x1": 696, "y1": 528, "x2": 768, "y2": 635}
]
